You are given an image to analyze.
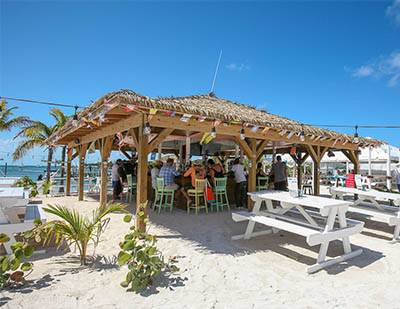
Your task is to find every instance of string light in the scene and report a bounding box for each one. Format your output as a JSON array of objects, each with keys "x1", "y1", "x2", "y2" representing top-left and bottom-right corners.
[
  {"x1": 72, "y1": 106, "x2": 79, "y2": 127},
  {"x1": 143, "y1": 114, "x2": 151, "y2": 136},
  {"x1": 211, "y1": 123, "x2": 216, "y2": 138},
  {"x1": 300, "y1": 125, "x2": 305, "y2": 142},
  {"x1": 353, "y1": 125, "x2": 359, "y2": 144},
  {"x1": 240, "y1": 122, "x2": 245, "y2": 140}
]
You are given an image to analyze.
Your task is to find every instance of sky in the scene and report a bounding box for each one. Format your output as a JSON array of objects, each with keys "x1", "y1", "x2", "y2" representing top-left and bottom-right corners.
[{"x1": 0, "y1": 0, "x2": 399, "y2": 165}]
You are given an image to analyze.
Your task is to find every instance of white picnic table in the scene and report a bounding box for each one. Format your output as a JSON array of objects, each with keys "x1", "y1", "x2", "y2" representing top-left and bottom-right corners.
[
  {"x1": 330, "y1": 186, "x2": 400, "y2": 241},
  {"x1": 232, "y1": 191, "x2": 364, "y2": 273},
  {"x1": 0, "y1": 178, "x2": 19, "y2": 187}
]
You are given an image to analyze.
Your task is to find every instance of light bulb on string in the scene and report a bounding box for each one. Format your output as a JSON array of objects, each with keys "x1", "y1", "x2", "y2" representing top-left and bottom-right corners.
[
  {"x1": 211, "y1": 124, "x2": 216, "y2": 138},
  {"x1": 240, "y1": 127, "x2": 245, "y2": 140},
  {"x1": 353, "y1": 125, "x2": 359, "y2": 144},
  {"x1": 72, "y1": 105, "x2": 79, "y2": 127},
  {"x1": 300, "y1": 125, "x2": 305, "y2": 142},
  {"x1": 143, "y1": 114, "x2": 151, "y2": 136}
]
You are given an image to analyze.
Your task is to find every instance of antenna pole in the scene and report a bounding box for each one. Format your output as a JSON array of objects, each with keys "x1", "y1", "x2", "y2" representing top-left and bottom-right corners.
[{"x1": 210, "y1": 50, "x2": 223, "y2": 93}]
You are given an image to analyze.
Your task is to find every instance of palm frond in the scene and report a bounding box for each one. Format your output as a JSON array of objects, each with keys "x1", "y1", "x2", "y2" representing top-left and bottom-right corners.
[{"x1": 13, "y1": 138, "x2": 42, "y2": 161}]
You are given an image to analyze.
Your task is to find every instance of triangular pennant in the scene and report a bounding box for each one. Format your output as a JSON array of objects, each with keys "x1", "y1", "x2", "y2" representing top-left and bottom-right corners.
[
  {"x1": 180, "y1": 114, "x2": 192, "y2": 122},
  {"x1": 88, "y1": 141, "x2": 96, "y2": 154},
  {"x1": 278, "y1": 129, "x2": 288, "y2": 136},
  {"x1": 148, "y1": 109, "x2": 158, "y2": 119},
  {"x1": 167, "y1": 111, "x2": 176, "y2": 117},
  {"x1": 198, "y1": 116, "x2": 206, "y2": 122},
  {"x1": 250, "y1": 125, "x2": 259, "y2": 133},
  {"x1": 124, "y1": 104, "x2": 138, "y2": 112},
  {"x1": 262, "y1": 127, "x2": 269, "y2": 134},
  {"x1": 286, "y1": 131, "x2": 295, "y2": 139},
  {"x1": 213, "y1": 120, "x2": 222, "y2": 127},
  {"x1": 200, "y1": 132, "x2": 213, "y2": 145}
]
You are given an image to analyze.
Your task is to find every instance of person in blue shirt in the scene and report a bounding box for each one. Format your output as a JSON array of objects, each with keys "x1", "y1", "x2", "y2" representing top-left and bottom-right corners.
[{"x1": 159, "y1": 158, "x2": 192, "y2": 205}]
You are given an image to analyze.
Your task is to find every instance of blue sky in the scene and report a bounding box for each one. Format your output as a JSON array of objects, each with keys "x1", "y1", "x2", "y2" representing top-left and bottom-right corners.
[{"x1": 1, "y1": 0, "x2": 399, "y2": 165}]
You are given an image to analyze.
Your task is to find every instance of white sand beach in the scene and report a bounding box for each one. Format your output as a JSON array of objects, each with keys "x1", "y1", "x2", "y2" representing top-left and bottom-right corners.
[{"x1": 2, "y1": 189, "x2": 400, "y2": 308}]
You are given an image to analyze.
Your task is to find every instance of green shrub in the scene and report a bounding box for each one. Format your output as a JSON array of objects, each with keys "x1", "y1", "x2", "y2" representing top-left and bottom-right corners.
[
  {"x1": 16, "y1": 176, "x2": 38, "y2": 198},
  {"x1": 118, "y1": 201, "x2": 179, "y2": 291},
  {"x1": 0, "y1": 233, "x2": 34, "y2": 289}
]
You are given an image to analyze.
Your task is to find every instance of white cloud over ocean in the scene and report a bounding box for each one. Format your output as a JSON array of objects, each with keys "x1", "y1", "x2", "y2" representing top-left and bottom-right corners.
[{"x1": 347, "y1": 50, "x2": 400, "y2": 87}]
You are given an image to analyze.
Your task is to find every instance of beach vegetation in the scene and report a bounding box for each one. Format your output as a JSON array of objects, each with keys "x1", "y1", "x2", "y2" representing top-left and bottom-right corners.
[
  {"x1": 0, "y1": 233, "x2": 35, "y2": 289},
  {"x1": 16, "y1": 176, "x2": 39, "y2": 198},
  {"x1": 30, "y1": 201, "x2": 127, "y2": 265},
  {"x1": 0, "y1": 99, "x2": 30, "y2": 132},
  {"x1": 41, "y1": 180, "x2": 55, "y2": 196},
  {"x1": 118, "y1": 201, "x2": 179, "y2": 292}
]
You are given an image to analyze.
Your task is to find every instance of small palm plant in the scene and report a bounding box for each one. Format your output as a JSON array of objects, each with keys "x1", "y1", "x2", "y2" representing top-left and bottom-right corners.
[
  {"x1": 31, "y1": 201, "x2": 127, "y2": 265},
  {"x1": 41, "y1": 180, "x2": 55, "y2": 196}
]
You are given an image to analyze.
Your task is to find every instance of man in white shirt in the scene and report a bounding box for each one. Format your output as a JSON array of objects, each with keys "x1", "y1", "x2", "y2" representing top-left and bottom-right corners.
[
  {"x1": 151, "y1": 161, "x2": 162, "y2": 190},
  {"x1": 231, "y1": 158, "x2": 247, "y2": 209},
  {"x1": 112, "y1": 159, "x2": 122, "y2": 200}
]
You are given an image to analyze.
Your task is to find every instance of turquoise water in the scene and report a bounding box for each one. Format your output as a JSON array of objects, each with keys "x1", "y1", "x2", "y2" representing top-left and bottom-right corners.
[{"x1": 0, "y1": 165, "x2": 53, "y2": 180}]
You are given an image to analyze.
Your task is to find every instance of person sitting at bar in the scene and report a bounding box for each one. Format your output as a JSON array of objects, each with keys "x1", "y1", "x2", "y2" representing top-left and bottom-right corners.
[
  {"x1": 159, "y1": 158, "x2": 192, "y2": 205},
  {"x1": 184, "y1": 161, "x2": 206, "y2": 190},
  {"x1": 231, "y1": 158, "x2": 247, "y2": 209},
  {"x1": 269, "y1": 155, "x2": 288, "y2": 191},
  {"x1": 207, "y1": 159, "x2": 224, "y2": 187},
  {"x1": 151, "y1": 160, "x2": 163, "y2": 190}
]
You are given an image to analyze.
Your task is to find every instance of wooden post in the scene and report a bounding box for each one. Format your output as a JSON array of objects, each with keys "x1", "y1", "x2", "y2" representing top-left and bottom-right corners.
[
  {"x1": 66, "y1": 148, "x2": 72, "y2": 196},
  {"x1": 100, "y1": 137, "x2": 113, "y2": 206},
  {"x1": 136, "y1": 119, "x2": 149, "y2": 232},
  {"x1": 313, "y1": 161, "x2": 320, "y2": 196},
  {"x1": 248, "y1": 139, "x2": 257, "y2": 211},
  {"x1": 78, "y1": 144, "x2": 88, "y2": 201},
  {"x1": 306, "y1": 145, "x2": 327, "y2": 196}
]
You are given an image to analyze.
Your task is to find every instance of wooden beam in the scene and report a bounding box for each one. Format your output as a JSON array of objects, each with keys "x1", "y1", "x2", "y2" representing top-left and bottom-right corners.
[
  {"x1": 120, "y1": 149, "x2": 132, "y2": 160},
  {"x1": 71, "y1": 151, "x2": 79, "y2": 161},
  {"x1": 78, "y1": 143, "x2": 88, "y2": 201},
  {"x1": 100, "y1": 136, "x2": 113, "y2": 206},
  {"x1": 148, "y1": 114, "x2": 358, "y2": 150},
  {"x1": 136, "y1": 115, "x2": 148, "y2": 232},
  {"x1": 146, "y1": 128, "x2": 174, "y2": 155},
  {"x1": 68, "y1": 113, "x2": 142, "y2": 147},
  {"x1": 234, "y1": 137, "x2": 253, "y2": 159},
  {"x1": 306, "y1": 145, "x2": 319, "y2": 163},
  {"x1": 66, "y1": 148, "x2": 73, "y2": 196},
  {"x1": 129, "y1": 128, "x2": 139, "y2": 148},
  {"x1": 319, "y1": 147, "x2": 329, "y2": 161},
  {"x1": 256, "y1": 139, "x2": 269, "y2": 160}
]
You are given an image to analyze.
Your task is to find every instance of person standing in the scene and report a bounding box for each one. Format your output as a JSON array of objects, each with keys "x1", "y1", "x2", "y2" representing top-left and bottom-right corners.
[
  {"x1": 112, "y1": 159, "x2": 122, "y2": 200},
  {"x1": 231, "y1": 158, "x2": 247, "y2": 209},
  {"x1": 151, "y1": 160, "x2": 163, "y2": 190},
  {"x1": 269, "y1": 155, "x2": 288, "y2": 191},
  {"x1": 207, "y1": 159, "x2": 224, "y2": 187}
]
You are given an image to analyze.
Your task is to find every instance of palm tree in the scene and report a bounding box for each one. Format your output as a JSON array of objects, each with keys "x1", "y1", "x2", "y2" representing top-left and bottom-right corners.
[
  {"x1": 0, "y1": 99, "x2": 29, "y2": 132},
  {"x1": 13, "y1": 121, "x2": 57, "y2": 182},
  {"x1": 49, "y1": 108, "x2": 69, "y2": 191}
]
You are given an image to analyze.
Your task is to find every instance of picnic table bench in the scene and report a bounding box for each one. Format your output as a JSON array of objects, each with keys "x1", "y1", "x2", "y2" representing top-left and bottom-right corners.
[
  {"x1": 330, "y1": 187, "x2": 400, "y2": 242},
  {"x1": 232, "y1": 191, "x2": 364, "y2": 273}
]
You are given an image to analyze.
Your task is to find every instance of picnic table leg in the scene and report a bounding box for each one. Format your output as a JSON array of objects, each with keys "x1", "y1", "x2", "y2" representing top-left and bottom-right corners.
[
  {"x1": 316, "y1": 207, "x2": 337, "y2": 263},
  {"x1": 243, "y1": 199, "x2": 262, "y2": 239},
  {"x1": 337, "y1": 207, "x2": 351, "y2": 253}
]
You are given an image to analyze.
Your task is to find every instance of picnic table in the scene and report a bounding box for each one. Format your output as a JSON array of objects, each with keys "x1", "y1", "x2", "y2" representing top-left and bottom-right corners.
[
  {"x1": 232, "y1": 191, "x2": 364, "y2": 273},
  {"x1": 330, "y1": 187, "x2": 400, "y2": 241},
  {"x1": 0, "y1": 178, "x2": 19, "y2": 187}
]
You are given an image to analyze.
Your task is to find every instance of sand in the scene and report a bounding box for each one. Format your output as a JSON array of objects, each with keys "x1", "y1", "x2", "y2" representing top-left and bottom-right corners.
[{"x1": 1, "y1": 188, "x2": 400, "y2": 308}]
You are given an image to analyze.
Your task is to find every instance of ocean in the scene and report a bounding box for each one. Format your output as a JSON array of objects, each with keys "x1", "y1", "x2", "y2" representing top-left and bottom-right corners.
[{"x1": 0, "y1": 165, "x2": 53, "y2": 180}]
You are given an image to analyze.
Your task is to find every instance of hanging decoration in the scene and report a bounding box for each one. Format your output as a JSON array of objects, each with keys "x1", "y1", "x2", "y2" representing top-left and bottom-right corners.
[
  {"x1": 88, "y1": 141, "x2": 96, "y2": 154},
  {"x1": 180, "y1": 114, "x2": 192, "y2": 122},
  {"x1": 278, "y1": 129, "x2": 288, "y2": 136},
  {"x1": 332, "y1": 139, "x2": 339, "y2": 147},
  {"x1": 290, "y1": 146, "x2": 296, "y2": 155},
  {"x1": 286, "y1": 131, "x2": 295, "y2": 139},
  {"x1": 200, "y1": 133, "x2": 213, "y2": 145},
  {"x1": 213, "y1": 120, "x2": 222, "y2": 127},
  {"x1": 250, "y1": 125, "x2": 259, "y2": 133},
  {"x1": 262, "y1": 127, "x2": 269, "y2": 134},
  {"x1": 124, "y1": 104, "x2": 139, "y2": 112},
  {"x1": 197, "y1": 116, "x2": 206, "y2": 122},
  {"x1": 148, "y1": 109, "x2": 158, "y2": 119},
  {"x1": 167, "y1": 111, "x2": 176, "y2": 117}
]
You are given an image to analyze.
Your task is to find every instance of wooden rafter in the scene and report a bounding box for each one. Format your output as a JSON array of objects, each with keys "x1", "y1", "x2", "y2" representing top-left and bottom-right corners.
[
  {"x1": 234, "y1": 137, "x2": 253, "y2": 159},
  {"x1": 256, "y1": 139, "x2": 269, "y2": 160},
  {"x1": 146, "y1": 128, "x2": 174, "y2": 155}
]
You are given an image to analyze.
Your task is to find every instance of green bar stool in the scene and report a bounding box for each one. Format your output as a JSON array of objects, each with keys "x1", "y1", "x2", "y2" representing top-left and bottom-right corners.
[
  {"x1": 214, "y1": 177, "x2": 230, "y2": 212},
  {"x1": 187, "y1": 179, "x2": 208, "y2": 215},
  {"x1": 125, "y1": 174, "x2": 137, "y2": 203},
  {"x1": 154, "y1": 177, "x2": 174, "y2": 213},
  {"x1": 256, "y1": 176, "x2": 269, "y2": 191}
]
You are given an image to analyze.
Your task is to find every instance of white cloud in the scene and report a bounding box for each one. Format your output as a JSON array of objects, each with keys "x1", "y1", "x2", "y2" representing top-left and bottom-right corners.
[
  {"x1": 387, "y1": 0, "x2": 400, "y2": 26},
  {"x1": 348, "y1": 50, "x2": 400, "y2": 87},
  {"x1": 225, "y1": 63, "x2": 250, "y2": 72},
  {"x1": 352, "y1": 65, "x2": 374, "y2": 77}
]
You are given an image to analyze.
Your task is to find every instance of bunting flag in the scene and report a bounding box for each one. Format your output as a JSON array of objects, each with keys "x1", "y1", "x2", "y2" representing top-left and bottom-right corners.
[
  {"x1": 314, "y1": 136, "x2": 321, "y2": 142},
  {"x1": 250, "y1": 125, "x2": 259, "y2": 133},
  {"x1": 98, "y1": 115, "x2": 106, "y2": 123},
  {"x1": 332, "y1": 139, "x2": 339, "y2": 147},
  {"x1": 148, "y1": 109, "x2": 158, "y2": 119},
  {"x1": 198, "y1": 116, "x2": 206, "y2": 122},
  {"x1": 310, "y1": 135, "x2": 315, "y2": 140},
  {"x1": 262, "y1": 127, "x2": 269, "y2": 134},
  {"x1": 320, "y1": 136, "x2": 328, "y2": 141},
  {"x1": 290, "y1": 146, "x2": 296, "y2": 155},
  {"x1": 116, "y1": 132, "x2": 123, "y2": 140},
  {"x1": 180, "y1": 114, "x2": 192, "y2": 122},
  {"x1": 278, "y1": 129, "x2": 288, "y2": 136},
  {"x1": 213, "y1": 120, "x2": 222, "y2": 127},
  {"x1": 92, "y1": 119, "x2": 101, "y2": 126},
  {"x1": 104, "y1": 99, "x2": 113, "y2": 105},
  {"x1": 232, "y1": 118, "x2": 240, "y2": 124},
  {"x1": 200, "y1": 132, "x2": 213, "y2": 145},
  {"x1": 167, "y1": 111, "x2": 176, "y2": 117},
  {"x1": 286, "y1": 131, "x2": 295, "y2": 139},
  {"x1": 243, "y1": 123, "x2": 250, "y2": 127},
  {"x1": 342, "y1": 139, "x2": 348, "y2": 145},
  {"x1": 88, "y1": 113, "x2": 95, "y2": 120},
  {"x1": 124, "y1": 104, "x2": 138, "y2": 112},
  {"x1": 67, "y1": 148, "x2": 73, "y2": 154},
  {"x1": 88, "y1": 141, "x2": 96, "y2": 154}
]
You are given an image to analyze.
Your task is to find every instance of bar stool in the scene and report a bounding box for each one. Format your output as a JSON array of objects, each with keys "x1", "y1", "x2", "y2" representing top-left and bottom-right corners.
[
  {"x1": 302, "y1": 177, "x2": 313, "y2": 195},
  {"x1": 154, "y1": 178, "x2": 174, "y2": 213},
  {"x1": 125, "y1": 174, "x2": 137, "y2": 203},
  {"x1": 187, "y1": 179, "x2": 208, "y2": 215},
  {"x1": 213, "y1": 177, "x2": 230, "y2": 211},
  {"x1": 256, "y1": 176, "x2": 269, "y2": 191}
]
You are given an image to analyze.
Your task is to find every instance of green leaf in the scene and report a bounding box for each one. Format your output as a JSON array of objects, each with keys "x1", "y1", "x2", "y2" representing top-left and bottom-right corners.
[
  {"x1": 148, "y1": 247, "x2": 156, "y2": 256},
  {"x1": 124, "y1": 234, "x2": 134, "y2": 241},
  {"x1": 123, "y1": 214, "x2": 133, "y2": 223},
  {"x1": 23, "y1": 230, "x2": 34, "y2": 239},
  {"x1": 1, "y1": 257, "x2": 8, "y2": 272},
  {"x1": 35, "y1": 234, "x2": 41, "y2": 243},
  {"x1": 21, "y1": 262, "x2": 33, "y2": 271},
  {"x1": 33, "y1": 218, "x2": 42, "y2": 225},
  {"x1": 120, "y1": 280, "x2": 129, "y2": 288},
  {"x1": 23, "y1": 244, "x2": 35, "y2": 258},
  {"x1": 10, "y1": 259, "x2": 20, "y2": 271},
  {"x1": 122, "y1": 240, "x2": 135, "y2": 251},
  {"x1": 14, "y1": 248, "x2": 24, "y2": 260},
  {"x1": 11, "y1": 242, "x2": 24, "y2": 251},
  {"x1": 138, "y1": 211, "x2": 144, "y2": 217},
  {"x1": 0, "y1": 233, "x2": 10, "y2": 244},
  {"x1": 118, "y1": 252, "x2": 132, "y2": 265},
  {"x1": 143, "y1": 217, "x2": 149, "y2": 224}
]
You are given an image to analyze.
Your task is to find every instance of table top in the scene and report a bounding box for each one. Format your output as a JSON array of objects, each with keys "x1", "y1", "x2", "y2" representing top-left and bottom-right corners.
[
  {"x1": 0, "y1": 187, "x2": 26, "y2": 198},
  {"x1": 0, "y1": 179, "x2": 17, "y2": 185},
  {"x1": 330, "y1": 186, "x2": 400, "y2": 201},
  {"x1": 248, "y1": 190, "x2": 350, "y2": 210}
]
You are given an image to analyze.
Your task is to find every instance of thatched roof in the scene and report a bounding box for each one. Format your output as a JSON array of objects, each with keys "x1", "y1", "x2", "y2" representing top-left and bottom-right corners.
[{"x1": 51, "y1": 89, "x2": 383, "y2": 146}]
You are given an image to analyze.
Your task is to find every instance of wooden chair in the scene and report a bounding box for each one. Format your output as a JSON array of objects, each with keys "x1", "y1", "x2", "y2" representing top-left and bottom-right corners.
[
  {"x1": 256, "y1": 176, "x2": 269, "y2": 191},
  {"x1": 213, "y1": 177, "x2": 230, "y2": 212},
  {"x1": 154, "y1": 178, "x2": 174, "y2": 213},
  {"x1": 187, "y1": 179, "x2": 207, "y2": 215},
  {"x1": 125, "y1": 174, "x2": 137, "y2": 203}
]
